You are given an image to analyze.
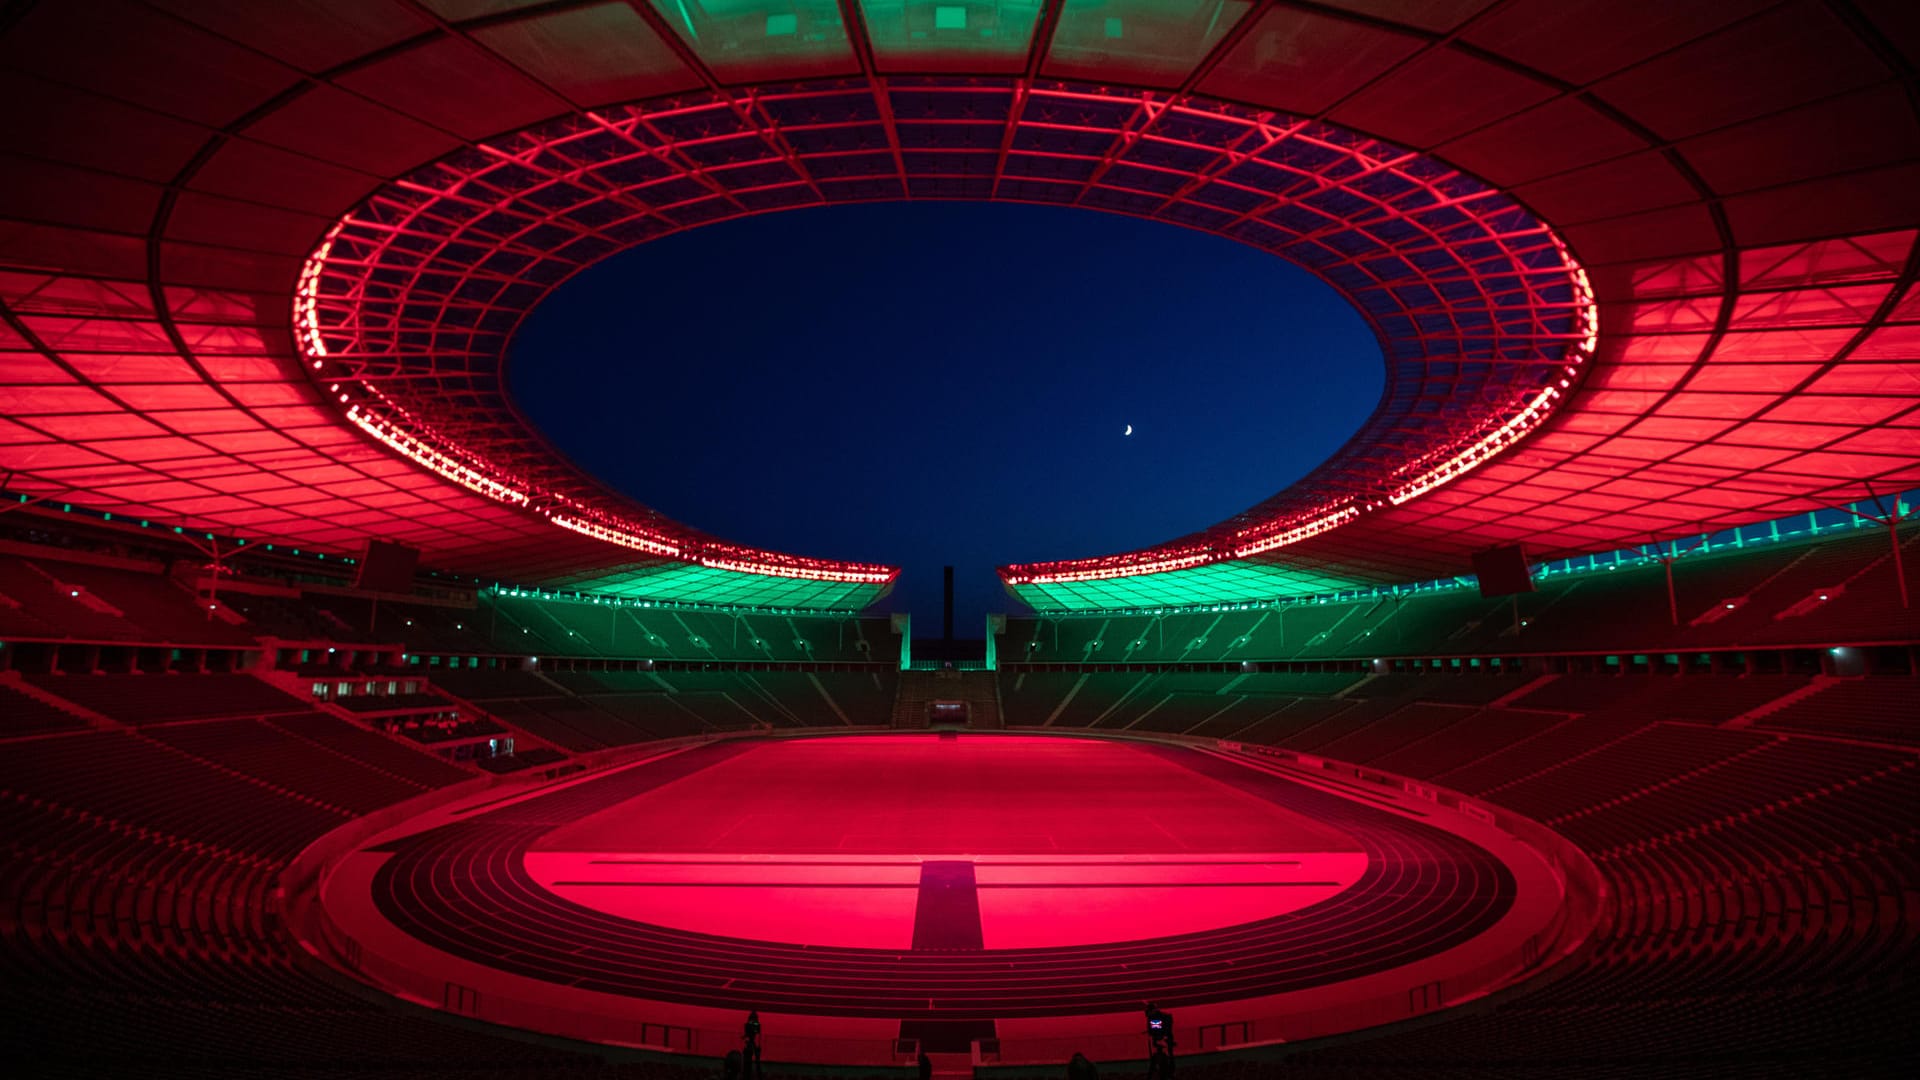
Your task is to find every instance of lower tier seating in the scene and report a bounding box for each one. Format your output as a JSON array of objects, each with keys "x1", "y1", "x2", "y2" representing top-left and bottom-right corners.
[
  {"x1": 263, "y1": 713, "x2": 474, "y2": 790},
  {"x1": 469, "y1": 667, "x2": 899, "y2": 751},
  {"x1": 2, "y1": 669, "x2": 1913, "y2": 1076},
  {"x1": 0, "y1": 683, "x2": 89, "y2": 735},
  {"x1": 0, "y1": 714, "x2": 589, "y2": 1077},
  {"x1": 144, "y1": 718, "x2": 431, "y2": 815},
  {"x1": 24, "y1": 673, "x2": 313, "y2": 726},
  {"x1": 1754, "y1": 676, "x2": 1919, "y2": 743}
]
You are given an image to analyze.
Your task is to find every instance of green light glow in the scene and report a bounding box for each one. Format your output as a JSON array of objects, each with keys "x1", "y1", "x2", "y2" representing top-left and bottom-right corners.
[
  {"x1": 557, "y1": 560, "x2": 890, "y2": 611},
  {"x1": 1010, "y1": 557, "x2": 1366, "y2": 612},
  {"x1": 857, "y1": 1, "x2": 1043, "y2": 71},
  {"x1": 1008, "y1": 488, "x2": 1920, "y2": 615},
  {"x1": 647, "y1": 0, "x2": 854, "y2": 80},
  {"x1": 1046, "y1": 0, "x2": 1250, "y2": 86}
]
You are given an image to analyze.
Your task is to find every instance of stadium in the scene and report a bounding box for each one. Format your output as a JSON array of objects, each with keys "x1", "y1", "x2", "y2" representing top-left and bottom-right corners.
[{"x1": 1, "y1": 1, "x2": 1916, "y2": 1077}]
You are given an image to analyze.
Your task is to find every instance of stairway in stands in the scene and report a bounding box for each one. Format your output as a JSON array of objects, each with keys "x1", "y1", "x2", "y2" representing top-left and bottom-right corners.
[{"x1": 892, "y1": 669, "x2": 1002, "y2": 729}]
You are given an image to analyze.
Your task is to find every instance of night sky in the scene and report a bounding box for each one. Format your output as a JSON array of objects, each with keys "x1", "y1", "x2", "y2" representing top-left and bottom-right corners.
[{"x1": 509, "y1": 202, "x2": 1381, "y2": 635}]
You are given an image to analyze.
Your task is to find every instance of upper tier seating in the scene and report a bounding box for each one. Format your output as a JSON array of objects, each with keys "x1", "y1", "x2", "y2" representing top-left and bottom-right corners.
[
  {"x1": 0, "y1": 556, "x2": 256, "y2": 646},
  {"x1": 320, "y1": 593, "x2": 495, "y2": 652},
  {"x1": 221, "y1": 591, "x2": 377, "y2": 643},
  {"x1": 0, "y1": 549, "x2": 904, "y2": 690},
  {"x1": 471, "y1": 597, "x2": 898, "y2": 663},
  {"x1": 1002, "y1": 523, "x2": 1919, "y2": 663}
]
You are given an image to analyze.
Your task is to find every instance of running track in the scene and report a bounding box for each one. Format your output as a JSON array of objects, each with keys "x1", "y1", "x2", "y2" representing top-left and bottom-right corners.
[{"x1": 364, "y1": 739, "x2": 1515, "y2": 1019}]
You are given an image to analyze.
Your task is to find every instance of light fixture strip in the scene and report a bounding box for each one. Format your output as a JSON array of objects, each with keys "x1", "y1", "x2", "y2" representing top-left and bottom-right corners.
[
  {"x1": 345, "y1": 406, "x2": 532, "y2": 506},
  {"x1": 697, "y1": 556, "x2": 894, "y2": 584},
  {"x1": 548, "y1": 513, "x2": 681, "y2": 557},
  {"x1": 295, "y1": 221, "x2": 897, "y2": 586}
]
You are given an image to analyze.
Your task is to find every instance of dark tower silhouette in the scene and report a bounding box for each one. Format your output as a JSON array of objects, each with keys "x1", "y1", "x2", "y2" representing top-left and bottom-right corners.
[{"x1": 943, "y1": 565, "x2": 955, "y2": 641}]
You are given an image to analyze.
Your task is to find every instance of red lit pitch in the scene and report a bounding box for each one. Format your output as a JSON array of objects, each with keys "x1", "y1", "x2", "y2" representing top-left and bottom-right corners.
[{"x1": 526, "y1": 734, "x2": 1366, "y2": 949}]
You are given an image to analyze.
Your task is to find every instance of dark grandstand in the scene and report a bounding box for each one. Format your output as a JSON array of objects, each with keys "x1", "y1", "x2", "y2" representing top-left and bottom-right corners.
[{"x1": 3, "y1": 3, "x2": 1917, "y2": 1079}]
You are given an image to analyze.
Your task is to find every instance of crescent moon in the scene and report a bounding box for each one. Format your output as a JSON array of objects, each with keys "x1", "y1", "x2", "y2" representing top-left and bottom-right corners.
[{"x1": 1125, "y1": 424, "x2": 1133, "y2": 436}]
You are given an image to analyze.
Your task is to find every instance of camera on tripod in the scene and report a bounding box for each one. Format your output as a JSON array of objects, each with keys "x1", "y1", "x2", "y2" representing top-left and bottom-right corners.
[{"x1": 1144, "y1": 1003, "x2": 1175, "y2": 1079}]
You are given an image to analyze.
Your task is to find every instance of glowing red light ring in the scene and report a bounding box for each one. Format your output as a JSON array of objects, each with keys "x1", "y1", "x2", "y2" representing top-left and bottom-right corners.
[{"x1": 293, "y1": 81, "x2": 1592, "y2": 594}]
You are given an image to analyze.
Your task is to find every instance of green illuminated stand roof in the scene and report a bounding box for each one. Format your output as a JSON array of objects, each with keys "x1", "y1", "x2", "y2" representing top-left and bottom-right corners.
[
  {"x1": 553, "y1": 560, "x2": 892, "y2": 611},
  {"x1": 1008, "y1": 557, "x2": 1364, "y2": 612}
]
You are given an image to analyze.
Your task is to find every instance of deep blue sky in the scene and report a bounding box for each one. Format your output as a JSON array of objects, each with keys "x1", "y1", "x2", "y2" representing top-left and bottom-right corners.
[{"x1": 509, "y1": 202, "x2": 1381, "y2": 635}]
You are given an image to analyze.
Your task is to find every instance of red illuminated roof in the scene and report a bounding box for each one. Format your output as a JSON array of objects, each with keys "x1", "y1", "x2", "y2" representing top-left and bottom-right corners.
[{"x1": 1, "y1": 2, "x2": 1915, "y2": 606}]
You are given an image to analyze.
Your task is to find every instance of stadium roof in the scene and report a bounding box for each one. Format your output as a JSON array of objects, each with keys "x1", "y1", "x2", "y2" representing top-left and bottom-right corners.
[{"x1": 1, "y1": 1, "x2": 1916, "y2": 612}]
